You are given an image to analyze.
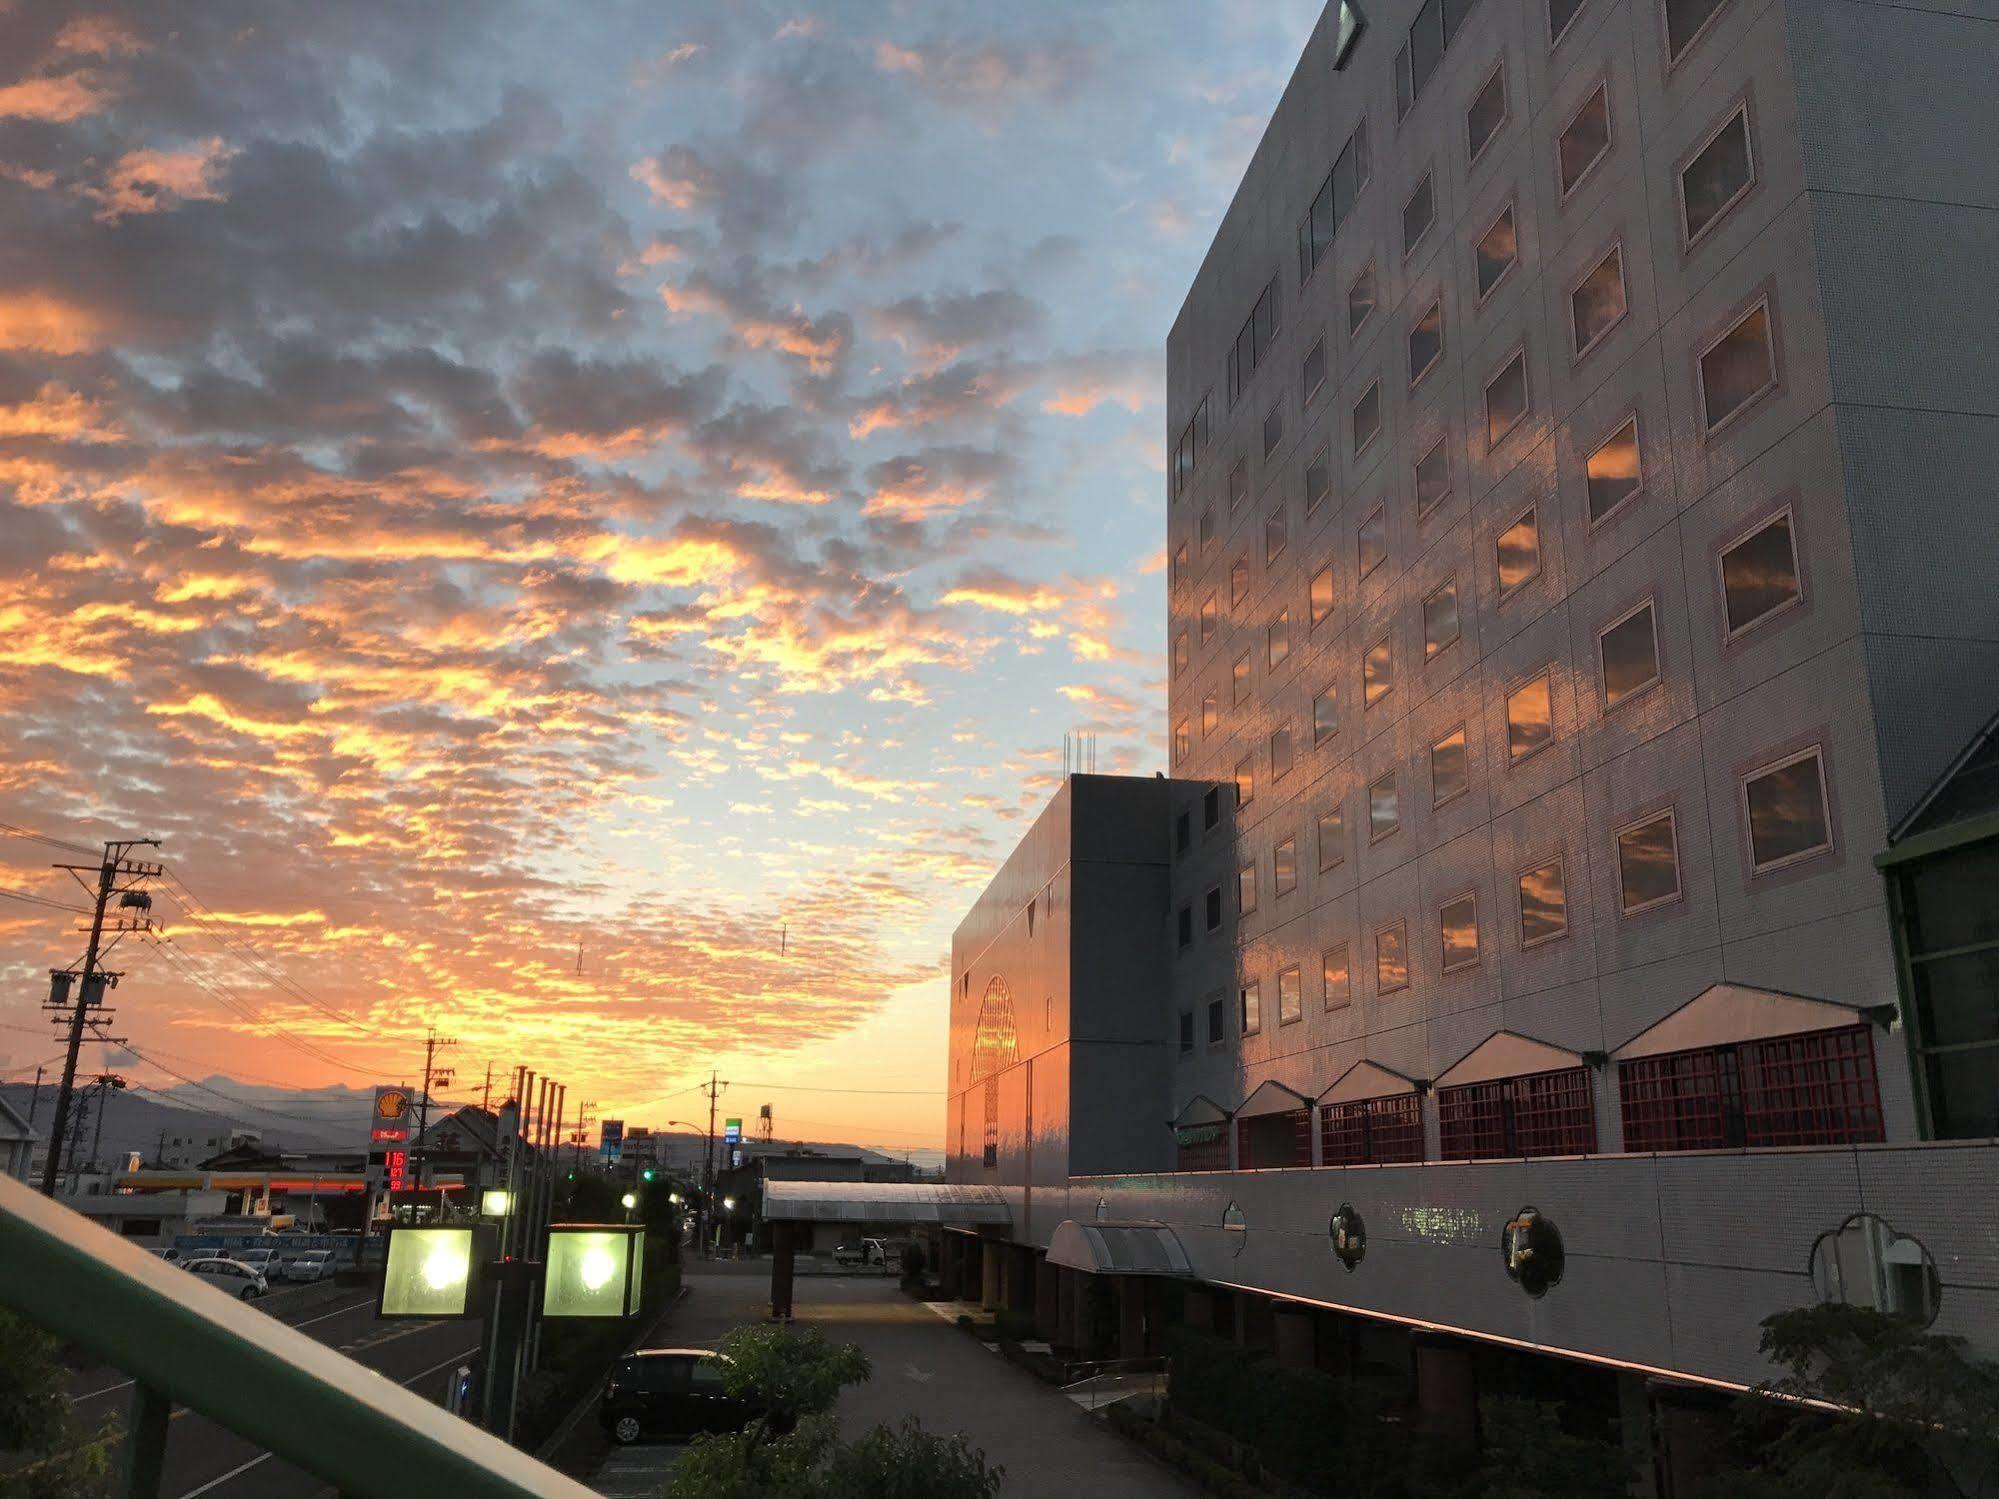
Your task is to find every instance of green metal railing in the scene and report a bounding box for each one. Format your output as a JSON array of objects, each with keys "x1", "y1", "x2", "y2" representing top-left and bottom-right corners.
[{"x1": 0, "y1": 1172, "x2": 597, "y2": 1498}]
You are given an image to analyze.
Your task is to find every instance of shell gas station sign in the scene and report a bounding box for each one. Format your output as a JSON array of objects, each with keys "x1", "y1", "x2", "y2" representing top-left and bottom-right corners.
[{"x1": 371, "y1": 1086, "x2": 412, "y2": 1143}]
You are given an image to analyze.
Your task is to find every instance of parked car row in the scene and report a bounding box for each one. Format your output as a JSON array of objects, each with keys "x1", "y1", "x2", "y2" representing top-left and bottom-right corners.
[{"x1": 150, "y1": 1246, "x2": 341, "y2": 1297}]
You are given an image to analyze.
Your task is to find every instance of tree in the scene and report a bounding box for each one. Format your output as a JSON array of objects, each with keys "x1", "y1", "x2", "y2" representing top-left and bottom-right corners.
[
  {"x1": 821, "y1": 1417, "x2": 1002, "y2": 1499},
  {"x1": 1474, "y1": 1396, "x2": 1635, "y2": 1499},
  {"x1": 712, "y1": 1323, "x2": 871, "y2": 1428},
  {"x1": 1706, "y1": 1305, "x2": 1999, "y2": 1499},
  {"x1": 0, "y1": 1310, "x2": 116, "y2": 1498}
]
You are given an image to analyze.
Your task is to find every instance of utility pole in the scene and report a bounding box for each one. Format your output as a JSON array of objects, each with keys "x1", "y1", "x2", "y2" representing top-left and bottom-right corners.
[
  {"x1": 26, "y1": 1065, "x2": 44, "y2": 1128},
  {"x1": 480, "y1": 1062, "x2": 492, "y2": 1114},
  {"x1": 40, "y1": 838, "x2": 158, "y2": 1197},
  {"x1": 85, "y1": 1074, "x2": 126, "y2": 1172},
  {"x1": 409, "y1": 1029, "x2": 456, "y2": 1216},
  {"x1": 571, "y1": 1102, "x2": 596, "y2": 1175},
  {"x1": 700, "y1": 1072, "x2": 728, "y2": 1258}
]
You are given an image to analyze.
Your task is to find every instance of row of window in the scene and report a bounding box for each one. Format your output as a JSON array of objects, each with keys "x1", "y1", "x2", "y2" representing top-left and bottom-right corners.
[
  {"x1": 1177, "y1": 742, "x2": 1834, "y2": 979},
  {"x1": 1173, "y1": 1024, "x2": 1884, "y2": 1170}
]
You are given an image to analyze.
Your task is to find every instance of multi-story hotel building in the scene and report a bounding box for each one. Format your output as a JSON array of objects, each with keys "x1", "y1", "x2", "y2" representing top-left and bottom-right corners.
[{"x1": 944, "y1": 0, "x2": 1999, "y2": 1478}]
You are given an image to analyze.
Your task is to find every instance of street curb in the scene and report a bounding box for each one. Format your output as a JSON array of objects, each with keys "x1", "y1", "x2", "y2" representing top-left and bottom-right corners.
[{"x1": 535, "y1": 1280, "x2": 690, "y2": 1465}]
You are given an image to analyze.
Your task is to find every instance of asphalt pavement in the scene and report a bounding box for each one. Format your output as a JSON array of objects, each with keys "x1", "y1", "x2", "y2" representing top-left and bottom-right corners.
[{"x1": 65, "y1": 1279, "x2": 484, "y2": 1499}]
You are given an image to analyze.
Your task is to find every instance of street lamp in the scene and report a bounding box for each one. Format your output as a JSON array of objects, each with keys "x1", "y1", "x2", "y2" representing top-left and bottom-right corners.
[
  {"x1": 722, "y1": 1196, "x2": 735, "y2": 1212},
  {"x1": 480, "y1": 1189, "x2": 513, "y2": 1218},
  {"x1": 620, "y1": 1190, "x2": 637, "y2": 1223}
]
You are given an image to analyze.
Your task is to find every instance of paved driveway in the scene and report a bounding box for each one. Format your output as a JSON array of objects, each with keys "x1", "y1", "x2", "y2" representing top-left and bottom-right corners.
[{"x1": 587, "y1": 1267, "x2": 1195, "y2": 1496}]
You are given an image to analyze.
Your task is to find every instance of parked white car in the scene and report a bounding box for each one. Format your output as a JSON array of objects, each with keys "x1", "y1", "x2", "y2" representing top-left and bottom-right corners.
[
  {"x1": 832, "y1": 1238, "x2": 888, "y2": 1269},
  {"x1": 185, "y1": 1257, "x2": 268, "y2": 1300},
  {"x1": 283, "y1": 1249, "x2": 337, "y2": 1283},
  {"x1": 231, "y1": 1247, "x2": 281, "y2": 1278}
]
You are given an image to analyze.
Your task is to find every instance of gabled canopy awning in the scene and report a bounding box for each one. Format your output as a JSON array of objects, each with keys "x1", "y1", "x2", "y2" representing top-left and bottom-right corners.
[
  {"x1": 1435, "y1": 1032, "x2": 1589, "y2": 1090},
  {"x1": 1611, "y1": 983, "x2": 1883, "y2": 1062},
  {"x1": 1171, "y1": 1093, "x2": 1230, "y2": 1129},
  {"x1": 1047, "y1": 1219, "x2": 1192, "y2": 1277},
  {"x1": 761, "y1": 1180, "x2": 1010, "y2": 1226},
  {"x1": 1236, "y1": 1079, "x2": 1314, "y2": 1118},
  {"x1": 1319, "y1": 1060, "x2": 1421, "y2": 1106}
]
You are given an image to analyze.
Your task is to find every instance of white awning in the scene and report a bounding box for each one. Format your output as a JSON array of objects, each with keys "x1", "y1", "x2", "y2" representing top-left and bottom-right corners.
[
  {"x1": 1236, "y1": 1079, "x2": 1314, "y2": 1118},
  {"x1": 760, "y1": 1180, "x2": 1010, "y2": 1226},
  {"x1": 1171, "y1": 1093, "x2": 1230, "y2": 1128},
  {"x1": 1435, "y1": 1032, "x2": 1589, "y2": 1090},
  {"x1": 1318, "y1": 1060, "x2": 1420, "y2": 1107},
  {"x1": 1047, "y1": 1219, "x2": 1192, "y2": 1277},
  {"x1": 1611, "y1": 983, "x2": 1880, "y2": 1062}
]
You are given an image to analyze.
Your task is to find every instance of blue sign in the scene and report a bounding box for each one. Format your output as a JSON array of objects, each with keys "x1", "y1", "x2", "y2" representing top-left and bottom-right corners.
[{"x1": 600, "y1": 1119, "x2": 625, "y2": 1162}]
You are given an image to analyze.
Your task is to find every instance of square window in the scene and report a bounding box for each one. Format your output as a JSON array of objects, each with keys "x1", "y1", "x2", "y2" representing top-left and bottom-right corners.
[
  {"x1": 1440, "y1": 893, "x2": 1479, "y2": 971},
  {"x1": 1268, "y1": 610, "x2": 1291, "y2": 668},
  {"x1": 1348, "y1": 262, "x2": 1377, "y2": 335},
  {"x1": 1665, "y1": 0, "x2": 1729, "y2": 62},
  {"x1": 1507, "y1": 670, "x2": 1554, "y2": 761},
  {"x1": 1549, "y1": 0, "x2": 1589, "y2": 44},
  {"x1": 1278, "y1": 964, "x2": 1303, "y2": 1023},
  {"x1": 1174, "y1": 719, "x2": 1191, "y2": 764},
  {"x1": 1174, "y1": 631, "x2": 1190, "y2": 675},
  {"x1": 1518, "y1": 858, "x2": 1567, "y2": 944},
  {"x1": 1265, "y1": 505, "x2": 1289, "y2": 563},
  {"x1": 1485, "y1": 349, "x2": 1530, "y2": 448},
  {"x1": 1467, "y1": 66, "x2": 1507, "y2": 163},
  {"x1": 1558, "y1": 84, "x2": 1611, "y2": 196},
  {"x1": 1271, "y1": 724, "x2": 1294, "y2": 781},
  {"x1": 1358, "y1": 504, "x2": 1388, "y2": 578},
  {"x1": 1352, "y1": 380, "x2": 1381, "y2": 456},
  {"x1": 1318, "y1": 804, "x2": 1345, "y2": 870},
  {"x1": 1263, "y1": 403, "x2": 1285, "y2": 458},
  {"x1": 1415, "y1": 435, "x2": 1450, "y2": 516},
  {"x1": 1432, "y1": 726, "x2": 1469, "y2": 804},
  {"x1": 1313, "y1": 684, "x2": 1340, "y2": 743},
  {"x1": 1497, "y1": 505, "x2": 1541, "y2": 596},
  {"x1": 1200, "y1": 592, "x2": 1218, "y2": 641},
  {"x1": 1233, "y1": 653, "x2": 1252, "y2": 704},
  {"x1": 1570, "y1": 243, "x2": 1627, "y2": 357},
  {"x1": 1199, "y1": 505, "x2": 1216, "y2": 552},
  {"x1": 1323, "y1": 944, "x2": 1352, "y2": 1009},
  {"x1": 1229, "y1": 458, "x2": 1249, "y2": 510},
  {"x1": 1206, "y1": 883, "x2": 1223, "y2": 928},
  {"x1": 1241, "y1": 980, "x2": 1261, "y2": 1036},
  {"x1": 1275, "y1": 838, "x2": 1298, "y2": 897},
  {"x1": 1743, "y1": 748, "x2": 1831, "y2": 872},
  {"x1": 1231, "y1": 557, "x2": 1251, "y2": 606},
  {"x1": 1173, "y1": 542, "x2": 1188, "y2": 584},
  {"x1": 1178, "y1": 905, "x2": 1194, "y2": 948},
  {"x1": 1239, "y1": 860, "x2": 1258, "y2": 916},
  {"x1": 1476, "y1": 204, "x2": 1517, "y2": 300},
  {"x1": 1375, "y1": 920, "x2": 1409, "y2": 992},
  {"x1": 1408, "y1": 300, "x2": 1444, "y2": 385},
  {"x1": 1334, "y1": 0, "x2": 1366, "y2": 66},
  {"x1": 1303, "y1": 339, "x2": 1327, "y2": 403},
  {"x1": 1699, "y1": 301, "x2": 1775, "y2": 432},
  {"x1": 1305, "y1": 445, "x2": 1332, "y2": 513},
  {"x1": 1309, "y1": 566, "x2": 1335, "y2": 626},
  {"x1": 1403, "y1": 174, "x2": 1435, "y2": 256},
  {"x1": 1203, "y1": 786, "x2": 1221, "y2": 829},
  {"x1": 1201, "y1": 696, "x2": 1219, "y2": 736},
  {"x1": 1364, "y1": 634, "x2": 1393, "y2": 706},
  {"x1": 1616, "y1": 809, "x2": 1681, "y2": 913},
  {"x1": 1682, "y1": 106, "x2": 1753, "y2": 245},
  {"x1": 1207, "y1": 996, "x2": 1225, "y2": 1043},
  {"x1": 1598, "y1": 599, "x2": 1660, "y2": 707},
  {"x1": 1719, "y1": 509, "x2": 1801, "y2": 636},
  {"x1": 1179, "y1": 1009, "x2": 1195, "y2": 1055},
  {"x1": 1369, "y1": 769, "x2": 1399, "y2": 840},
  {"x1": 1236, "y1": 754, "x2": 1255, "y2": 806},
  {"x1": 1586, "y1": 416, "x2": 1642, "y2": 524},
  {"x1": 1423, "y1": 579, "x2": 1460, "y2": 659}
]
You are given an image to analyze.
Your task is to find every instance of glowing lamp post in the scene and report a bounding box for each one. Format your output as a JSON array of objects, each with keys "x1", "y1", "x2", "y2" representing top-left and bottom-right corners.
[
  {"x1": 542, "y1": 1226, "x2": 646, "y2": 1318},
  {"x1": 480, "y1": 1188, "x2": 513, "y2": 1218},
  {"x1": 378, "y1": 1226, "x2": 486, "y2": 1319}
]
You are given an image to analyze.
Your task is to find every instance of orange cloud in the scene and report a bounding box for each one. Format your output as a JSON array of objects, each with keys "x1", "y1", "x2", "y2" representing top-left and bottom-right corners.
[
  {"x1": 0, "y1": 383, "x2": 122, "y2": 442},
  {"x1": 52, "y1": 15, "x2": 146, "y2": 57},
  {"x1": 88, "y1": 137, "x2": 234, "y2": 221},
  {"x1": 0, "y1": 73, "x2": 111, "y2": 122},
  {"x1": 0, "y1": 291, "x2": 108, "y2": 354}
]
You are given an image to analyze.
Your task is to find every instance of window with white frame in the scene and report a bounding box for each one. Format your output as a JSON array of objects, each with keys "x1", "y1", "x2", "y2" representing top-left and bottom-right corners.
[
  {"x1": 1699, "y1": 300, "x2": 1775, "y2": 432},
  {"x1": 1364, "y1": 634, "x2": 1394, "y2": 706},
  {"x1": 1424, "y1": 578, "x2": 1460, "y2": 659},
  {"x1": 1616, "y1": 809, "x2": 1681, "y2": 913},
  {"x1": 1375, "y1": 919, "x2": 1408, "y2": 992},
  {"x1": 1719, "y1": 508, "x2": 1801, "y2": 636},
  {"x1": 1507, "y1": 670, "x2": 1554, "y2": 760},
  {"x1": 1598, "y1": 599, "x2": 1660, "y2": 707},
  {"x1": 1557, "y1": 83, "x2": 1611, "y2": 196},
  {"x1": 1369, "y1": 769, "x2": 1400, "y2": 840},
  {"x1": 1682, "y1": 104, "x2": 1753, "y2": 245},
  {"x1": 1319, "y1": 804, "x2": 1345, "y2": 870},
  {"x1": 1518, "y1": 858, "x2": 1567, "y2": 944},
  {"x1": 1743, "y1": 747, "x2": 1832, "y2": 873},
  {"x1": 1497, "y1": 506, "x2": 1540, "y2": 596},
  {"x1": 1570, "y1": 243, "x2": 1627, "y2": 357},
  {"x1": 1586, "y1": 416, "x2": 1642, "y2": 524},
  {"x1": 1275, "y1": 838, "x2": 1299, "y2": 897},
  {"x1": 1440, "y1": 892, "x2": 1480, "y2": 971},
  {"x1": 1409, "y1": 300, "x2": 1444, "y2": 385},
  {"x1": 1476, "y1": 203, "x2": 1517, "y2": 300},
  {"x1": 1432, "y1": 726, "x2": 1469, "y2": 805}
]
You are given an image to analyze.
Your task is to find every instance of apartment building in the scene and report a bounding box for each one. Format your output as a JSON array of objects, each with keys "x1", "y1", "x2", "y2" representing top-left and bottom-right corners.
[{"x1": 946, "y1": 0, "x2": 1998, "y2": 1477}]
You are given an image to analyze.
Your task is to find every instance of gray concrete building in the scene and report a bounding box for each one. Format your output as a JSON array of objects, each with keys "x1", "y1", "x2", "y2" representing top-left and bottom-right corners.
[{"x1": 947, "y1": 0, "x2": 1999, "y2": 1482}]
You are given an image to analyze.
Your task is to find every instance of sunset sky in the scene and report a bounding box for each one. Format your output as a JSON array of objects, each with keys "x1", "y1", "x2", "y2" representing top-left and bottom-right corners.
[{"x1": 0, "y1": 0, "x2": 1320, "y2": 1156}]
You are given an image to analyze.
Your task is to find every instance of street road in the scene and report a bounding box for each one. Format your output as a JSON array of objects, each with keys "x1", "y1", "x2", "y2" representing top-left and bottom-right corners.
[{"x1": 66, "y1": 1281, "x2": 482, "y2": 1499}]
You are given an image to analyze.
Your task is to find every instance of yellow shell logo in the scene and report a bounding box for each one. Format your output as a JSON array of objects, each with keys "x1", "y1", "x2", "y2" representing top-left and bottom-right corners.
[{"x1": 375, "y1": 1089, "x2": 410, "y2": 1119}]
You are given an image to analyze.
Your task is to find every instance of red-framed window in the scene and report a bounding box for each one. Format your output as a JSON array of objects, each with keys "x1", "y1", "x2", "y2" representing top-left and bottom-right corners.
[
  {"x1": 1438, "y1": 1067, "x2": 1596, "y2": 1160},
  {"x1": 1618, "y1": 1025, "x2": 1884, "y2": 1151},
  {"x1": 1175, "y1": 1124, "x2": 1229, "y2": 1172},
  {"x1": 1236, "y1": 1110, "x2": 1312, "y2": 1169},
  {"x1": 1320, "y1": 1094, "x2": 1425, "y2": 1165}
]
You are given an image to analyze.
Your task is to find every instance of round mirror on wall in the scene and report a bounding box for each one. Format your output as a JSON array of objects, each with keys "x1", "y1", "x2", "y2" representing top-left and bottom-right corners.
[
  {"x1": 1329, "y1": 1203, "x2": 1366, "y2": 1270},
  {"x1": 1500, "y1": 1206, "x2": 1564, "y2": 1298},
  {"x1": 1222, "y1": 1200, "x2": 1247, "y2": 1256},
  {"x1": 1809, "y1": 1213, "x2": 1941, "y2": 1327}
]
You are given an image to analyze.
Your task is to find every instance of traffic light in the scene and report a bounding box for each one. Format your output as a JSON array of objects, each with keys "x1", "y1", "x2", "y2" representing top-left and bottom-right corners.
[{"x1": 641, "y1": 1168, "x2": 656, "y2": 1182}]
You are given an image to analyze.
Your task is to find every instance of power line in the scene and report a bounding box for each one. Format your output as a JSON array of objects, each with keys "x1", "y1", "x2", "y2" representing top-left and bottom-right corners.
[
  {"x1": 154, "y1": 875, "x2": 377, "y2": 1037},
  {"x1": 0, "y1": 821, "x2": 98, "y2": 857},
  {"x1": 0, "y1": 886, "x2": 93, "y2": 915},
  {"x1": 730, "y1": 1080, "x2": 943, "y2": 1096},
  {"x1": 144, "y1": 934, "x2": 392, "y2": 1079},
  {"x1": 92, "y1": 1029, "x2": 375, "y2": 1129}
]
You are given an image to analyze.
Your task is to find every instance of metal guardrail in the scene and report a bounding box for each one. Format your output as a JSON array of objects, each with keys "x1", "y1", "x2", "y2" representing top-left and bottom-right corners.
[{"x1": 0, "y1": 1172, "x2": 597, "y2": 1499}]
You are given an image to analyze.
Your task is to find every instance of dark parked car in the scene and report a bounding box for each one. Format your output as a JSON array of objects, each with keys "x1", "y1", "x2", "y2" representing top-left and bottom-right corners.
[{"x1": 599, "y1": 1349, "x2": 765, "y2": 1444}]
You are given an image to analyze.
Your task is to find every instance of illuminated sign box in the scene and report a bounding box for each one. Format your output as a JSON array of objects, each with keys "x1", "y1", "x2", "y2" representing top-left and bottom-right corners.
[
  {"x1": 378, "y1": 1226, "x2": 489, "y2": 1319},
  {"x1": 542, "y1": 1225, "x2": 645, "y2": 1319}
]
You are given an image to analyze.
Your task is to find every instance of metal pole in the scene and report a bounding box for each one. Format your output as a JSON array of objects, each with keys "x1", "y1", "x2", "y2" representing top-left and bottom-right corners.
[{"x1": 40, "y1": 849, "x2": 117, "y2": 1197}]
